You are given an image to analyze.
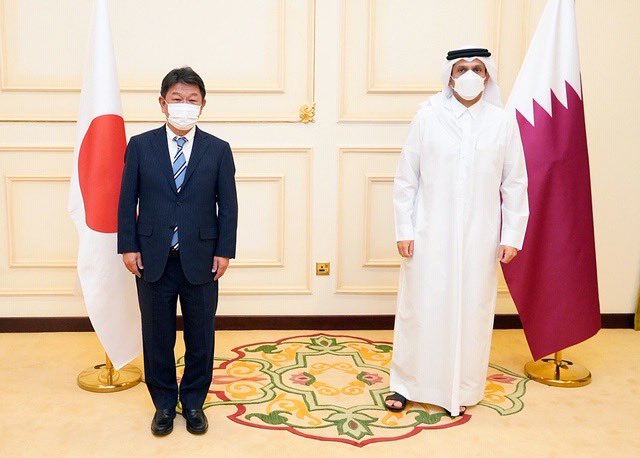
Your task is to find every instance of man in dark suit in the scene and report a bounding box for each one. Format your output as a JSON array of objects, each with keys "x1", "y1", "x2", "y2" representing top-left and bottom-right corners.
[{"x1": 117, "y1": 67, "x2": 238, "y2": 436}]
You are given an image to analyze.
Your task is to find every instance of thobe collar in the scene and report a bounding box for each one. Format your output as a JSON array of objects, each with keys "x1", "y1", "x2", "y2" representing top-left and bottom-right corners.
[{"x1": 447, "y1": 94, "x2": 485, "y2": 120}]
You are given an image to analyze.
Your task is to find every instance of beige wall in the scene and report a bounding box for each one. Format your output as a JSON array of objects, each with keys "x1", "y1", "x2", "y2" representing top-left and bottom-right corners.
[{"x1": 0, "y1": 0, "x2": 638, "y2": 318}]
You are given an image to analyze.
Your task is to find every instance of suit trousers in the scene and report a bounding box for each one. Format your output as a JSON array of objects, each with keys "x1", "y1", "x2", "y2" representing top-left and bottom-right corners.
[{"x1": 135, "y1": 255, "x2": 217, "y2": 410}]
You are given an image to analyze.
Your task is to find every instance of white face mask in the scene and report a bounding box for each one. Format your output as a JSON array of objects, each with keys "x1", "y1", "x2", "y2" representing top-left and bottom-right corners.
[
  {"x1": 451, "y1": 71, "x2": 486, "y2": 100},
  {"x1": 166, "y1": 103, "x2": 201, "y2": 131}
]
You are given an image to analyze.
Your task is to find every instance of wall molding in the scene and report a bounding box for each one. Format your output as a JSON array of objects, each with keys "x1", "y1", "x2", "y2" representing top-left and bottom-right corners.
[
  {"x1": 0, "y1": 145, "x2": 73, "y2": 154},
  {"x1": 0, "y1": 146, "x2": 312, "y2": 296},
  {"x1": 340, "y1": 0, "x2": 504, "y2": 121},
  {"x1": 336, "y1": 146, "x2": 510, "y2": 295},
  {"x1": 363, "y1": 174, "x2": 398, "y2": 267},
  {"x1": 365, "y1": 0, "x2": 441, "y2": 94},
  {"x1": 1, "y1": 314, "x2": 634, "y2": 332},
  {"x1": 0, "y1": 0, "x2": 316, "y2": 123},
  {"x1": 5, "y1": 175, "x2": 76, "y2": 268},
  {"x1": 231, "y1": 147, "x2": 312, "y2": 294},
  {"x1": 335, "y1": 286, "x2": 510, "y2": 295},
  {"x1": 0, "y1": 289, "x2": 75, "y2": 296},
  {"x1": 0, "y1": 0, "x2": 286, "y2": 93},
  {"x1": 233, "y1": 175, "x2": 285, "y2": 268},
  {"x1": 336, "y1": 147, "x2": 400, "y2": 293}
]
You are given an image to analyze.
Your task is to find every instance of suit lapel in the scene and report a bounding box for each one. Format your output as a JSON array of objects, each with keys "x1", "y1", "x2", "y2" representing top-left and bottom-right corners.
[
  {"x1": 181, "y1": 126, "x2": 209, "y2": 189},
  {"x1": 154, "y1": 125, "x2": 178, "y2": 195}
]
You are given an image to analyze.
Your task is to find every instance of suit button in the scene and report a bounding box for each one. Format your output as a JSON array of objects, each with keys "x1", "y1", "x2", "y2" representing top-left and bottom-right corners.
[{"x1": 176, "y1": 201, "x2": 182, "y2": 207}]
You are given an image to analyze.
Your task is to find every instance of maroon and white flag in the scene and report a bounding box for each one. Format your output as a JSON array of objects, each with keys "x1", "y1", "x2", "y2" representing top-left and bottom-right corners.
[
  {"x1": 502, "y1": 0, "x2": 600, "y2": 360},
  {"x1": 68, "y1": 0, "x2": 141, "y2": 368}
]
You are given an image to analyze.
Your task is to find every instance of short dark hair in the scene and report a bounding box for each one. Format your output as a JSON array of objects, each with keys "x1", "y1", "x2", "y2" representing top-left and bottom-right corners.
[{"x1": 160, "y1": 67, "x2": 206, "y2": 99}]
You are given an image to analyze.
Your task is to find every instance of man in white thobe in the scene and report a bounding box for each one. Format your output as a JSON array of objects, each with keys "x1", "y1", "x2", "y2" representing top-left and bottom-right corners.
[{"x1": 386, "y1": 47, "x2": 529, "y2": 416}]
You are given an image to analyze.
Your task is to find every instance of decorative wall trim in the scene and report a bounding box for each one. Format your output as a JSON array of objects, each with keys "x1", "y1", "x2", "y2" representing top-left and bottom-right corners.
[
  {"x1": 299, "y1": 103, "x2": 316, "y2": 123},
  {"x1": 336, "y1": 147, "x2": 400, "y2": 293},
  {"x1": 5, "y1": 175, "x2": 76, "y2": 268},
  {"x1": 229, "y1": 147, "x2": 313, "y2": 295},
  {"x1": 340, "y1": 0, "x2": 503, "y2": 121},
  {"x1": 0, "y1": 145, "x2": 73, "y2": 154},
  {"x1": 0, "y1": 147, "x2": 312, "y2": 296},
  {"x1": 365, "y1": 0, "x2": 441, "y2": 94},
  {"x1": 336, "y1": 146, "x2": 509, "y2": 295},
  {"x1": 363, "y1": 175, "x2": 398, "y2": 267},
  {"x1": 221, "y1": 287, "x2": 313, "y2": 296},
  {"x1": 334, "y1": 287, "x2": 397, "y2": 295},
  {"x1": 334, "y1": 286, "x2": 510, "y2": 295},
  {"x1": 0, "y1": 0, "x2": 316, "y2": 123},
  {"x1": 0, "y1": 289, "x2": 75, "y2": 296},
  {"x1": 1, "y1": 314, "x2": 634, "y2": 332},
  {"x1": 0, "y1": 287, "x2": 313, "y2": 297},
  {"x1": 233, "y1": 175, "x2": 285, "y2": 268},
  {"x1": 0, "y1": 0, "x2": 287, "y2": 93}
]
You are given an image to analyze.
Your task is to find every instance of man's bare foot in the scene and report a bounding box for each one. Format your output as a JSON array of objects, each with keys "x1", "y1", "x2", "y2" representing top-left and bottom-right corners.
[
  {"x1": 446, "y1": 406, "x2": 467, "y2": 417},
  {"x1": 384, "y1": 392, "x2": 407, "y2": 411}
]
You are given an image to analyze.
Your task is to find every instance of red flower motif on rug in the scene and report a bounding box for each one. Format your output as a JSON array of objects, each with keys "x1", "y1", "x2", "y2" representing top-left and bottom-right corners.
[{"x1": 175, "y1": 333, "x2": 529, "y2": 447}]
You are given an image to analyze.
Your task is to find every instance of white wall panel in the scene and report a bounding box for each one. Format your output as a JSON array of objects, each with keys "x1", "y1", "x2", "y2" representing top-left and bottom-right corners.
[
  {"x1": 0, "y1": 0, "x2": 314, "y2": 121},
  {"x1": 363, "y1": 176, "x2": 397, "y2": 267},
  {"x1": 336, "y1": 148, "x2": 399, "y2": 293},
  {"x1": 0, "y1": 0, "x2": 636, "y2": 317},
  {"x1": 336, "y1": 146, "x2": 514, "y2": 312},
  {"x1": 234, "y1": 176, "x2": 284, "y2": 267},
  {"x1": 221, "y1": 148, "x2": 312, "y2": 295},
  {"x1": 6, "y1": 176, "x2": 77, "y2": 267},
  {"x1": 0, "y1": 147, "x2": 78, "y2": 298},
  {"x1": 340, "y1": 0, "x2": 500, "y2": 121}
]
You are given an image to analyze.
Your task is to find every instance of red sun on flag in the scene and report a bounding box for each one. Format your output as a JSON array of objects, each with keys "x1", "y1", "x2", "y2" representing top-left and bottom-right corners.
[{"x1": 78, "y1": 114, "x2": 126, "y2": 233}]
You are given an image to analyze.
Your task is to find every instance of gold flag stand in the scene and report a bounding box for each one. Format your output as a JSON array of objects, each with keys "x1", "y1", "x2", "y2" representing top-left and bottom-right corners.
[
  {"x1": 78, "y1": 353, "x2": 142, "y2": 393},
  {"x1": 524, "y1": 351, "x2": 591, "y2": 387}
]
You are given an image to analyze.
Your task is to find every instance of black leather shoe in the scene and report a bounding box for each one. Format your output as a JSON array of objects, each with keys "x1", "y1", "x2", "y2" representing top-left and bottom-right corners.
[
  {"x1": 182, "y1": 409, "x2": 208, "y2": 434},
  {"x1": 151, "y1": 408, "x2": 176, "y2": 436}
]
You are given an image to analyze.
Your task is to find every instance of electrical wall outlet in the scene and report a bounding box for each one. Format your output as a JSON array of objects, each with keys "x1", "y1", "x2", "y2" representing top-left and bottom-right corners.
[{"x1": 316, "y1": 262, "x2": 330, "y2": 276}]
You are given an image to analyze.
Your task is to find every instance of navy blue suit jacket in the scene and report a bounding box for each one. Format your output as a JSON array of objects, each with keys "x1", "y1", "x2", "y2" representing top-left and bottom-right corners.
[{"x1": 117, "y1": 125, "x2": 238, "y2": 284}]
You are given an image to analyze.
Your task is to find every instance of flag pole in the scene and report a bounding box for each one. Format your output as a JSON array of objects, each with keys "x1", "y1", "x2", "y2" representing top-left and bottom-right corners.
[
  {"x1": 78, "y1": 352, "x2": 142, "y2": 393},
  {"x1": 524, "y1": 350, "x2": 591, "y2": 387}
]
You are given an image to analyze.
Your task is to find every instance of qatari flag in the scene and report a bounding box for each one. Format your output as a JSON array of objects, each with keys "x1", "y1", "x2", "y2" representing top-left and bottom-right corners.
[
  {"x1": 503, "y1": 0, "x2": 600, "y2": 360},
  {"x1": 67, "y1": 0, "x2": 141, "y2": 369}
]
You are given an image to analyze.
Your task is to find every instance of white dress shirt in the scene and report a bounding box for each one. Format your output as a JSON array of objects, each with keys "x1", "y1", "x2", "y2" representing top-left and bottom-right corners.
[{"x1": 166, "y1": 124, "x2": 196, "y2": 165}]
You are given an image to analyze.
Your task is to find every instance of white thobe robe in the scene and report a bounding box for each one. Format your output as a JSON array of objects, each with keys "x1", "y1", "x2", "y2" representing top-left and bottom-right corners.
[{"x1": 390, "y1": 93, "x2": 529, "y2": 415}]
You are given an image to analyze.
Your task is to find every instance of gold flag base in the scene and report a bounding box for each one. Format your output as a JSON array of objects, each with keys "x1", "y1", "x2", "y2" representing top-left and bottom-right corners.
[
  {"x1": 78, "y1": 354, "x2": 142, "y2": 393},
  {"x1": 524, "y1": 351, "x2": 591, "y2": 387}
]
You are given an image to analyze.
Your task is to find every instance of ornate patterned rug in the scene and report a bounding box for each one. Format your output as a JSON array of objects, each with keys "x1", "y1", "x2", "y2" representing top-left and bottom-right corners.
[{"x1": 176, "y1": 333, "x2": 529, "y2": 447}]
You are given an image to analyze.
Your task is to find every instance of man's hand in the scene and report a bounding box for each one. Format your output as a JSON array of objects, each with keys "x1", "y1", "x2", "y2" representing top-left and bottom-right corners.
[
  {"x1": 123, "y1": 252, "x2": 143, "y2": 277},
  {"x1": 497, "y1": 245, "x2": 518, "y2": 264},
  {"x1": 397, "y1": 240, "x2": 414, "y2": 258},
  {"x1": 212, "y1": 256, "x2": 230, "y2": 281}
]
